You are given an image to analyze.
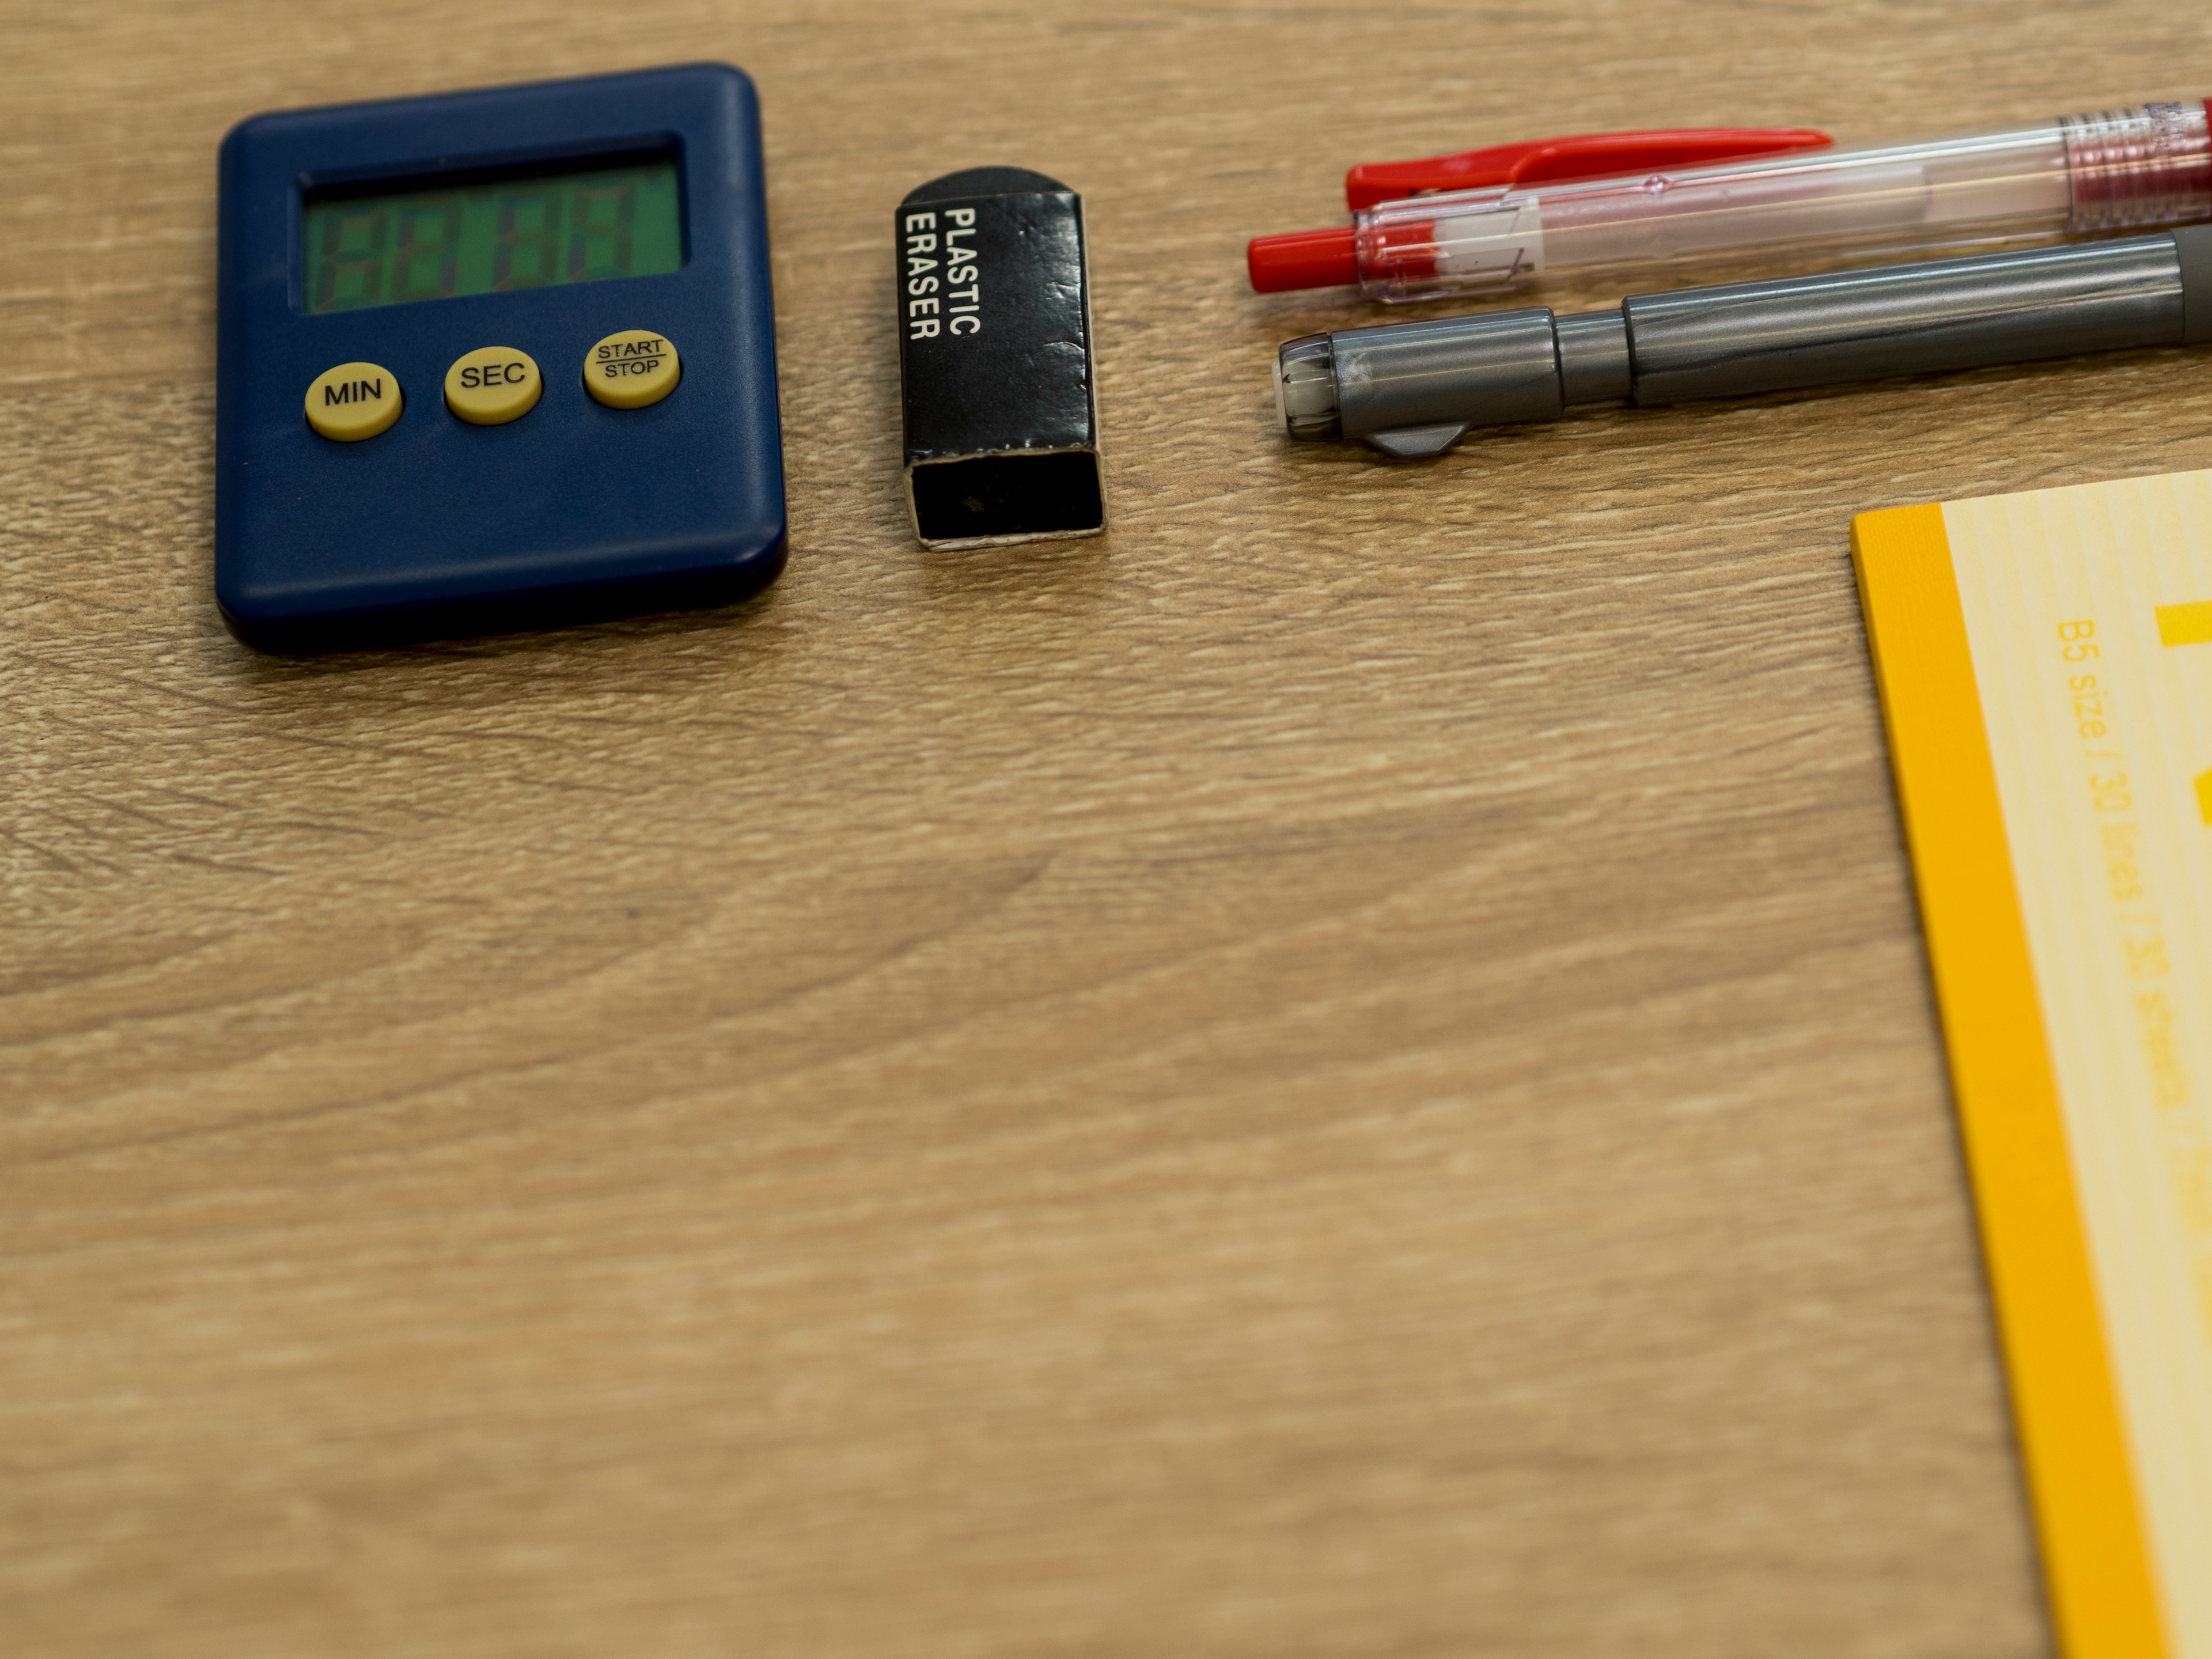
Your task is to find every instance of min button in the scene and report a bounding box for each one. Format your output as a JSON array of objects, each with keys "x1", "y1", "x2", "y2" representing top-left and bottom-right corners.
[
  {"x1": 584, "y1": 329, "x2": 680, "y2": 409},
  {"x1": 305, "y1": 361, "x2": 402, "y2": 441},
  {"x1": 444, "y1": 346, "x2": 542, "y2": 426}
]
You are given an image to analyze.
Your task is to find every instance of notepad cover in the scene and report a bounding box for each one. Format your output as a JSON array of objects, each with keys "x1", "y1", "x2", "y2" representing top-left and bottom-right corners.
[{"x1": 1854, "y1": 475, "x2": 2212, "y2": 1659}]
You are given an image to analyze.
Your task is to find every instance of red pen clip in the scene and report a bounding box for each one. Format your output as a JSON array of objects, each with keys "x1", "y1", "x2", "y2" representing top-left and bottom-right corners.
[
  {"x1": 1249, "y1": 126, "x2": 1835, "y2": 293},
  {"x1": 1343, "y1": 127, "x2": 1834, "y2": 210}
]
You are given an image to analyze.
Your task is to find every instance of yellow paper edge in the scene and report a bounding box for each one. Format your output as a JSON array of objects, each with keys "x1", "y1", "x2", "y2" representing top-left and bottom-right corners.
[{"x1": 1851, "y1": 501, "x2": 2168, "y2": 1659}]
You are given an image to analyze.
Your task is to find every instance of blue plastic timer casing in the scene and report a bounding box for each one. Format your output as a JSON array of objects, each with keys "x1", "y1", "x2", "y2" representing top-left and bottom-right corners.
[{"x1": 215, "y1": 63, "x2": 786, "y2": 650}]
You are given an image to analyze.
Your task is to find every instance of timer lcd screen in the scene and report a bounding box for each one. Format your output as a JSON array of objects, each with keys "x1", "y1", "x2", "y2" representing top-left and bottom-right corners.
[{"x1": 303, "y1": 154, "x2": 683, "y2": 314}]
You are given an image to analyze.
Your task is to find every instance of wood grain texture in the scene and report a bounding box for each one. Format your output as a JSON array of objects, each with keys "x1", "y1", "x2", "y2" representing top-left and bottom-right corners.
[{"x1": 9, "y1": 2, "x2": 2211, "y2": 1654}]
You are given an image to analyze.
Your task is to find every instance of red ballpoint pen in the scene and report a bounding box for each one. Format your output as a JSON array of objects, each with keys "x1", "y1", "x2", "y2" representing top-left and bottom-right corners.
[{"x1": 1250, "y1": 100, "x2": 2212, "y2": 301}]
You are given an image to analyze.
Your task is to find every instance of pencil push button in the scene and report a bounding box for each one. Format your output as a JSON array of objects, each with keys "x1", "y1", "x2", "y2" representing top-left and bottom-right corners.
[
  {"x1": 444, "y1": 346, "x2": 542, "y2": 426},
  {"x1": 304, "y1": 361, "x2": 402, "y2": 441},
  {"x1": 584, "y1": 329, "x2": 680, "y2": 409}
]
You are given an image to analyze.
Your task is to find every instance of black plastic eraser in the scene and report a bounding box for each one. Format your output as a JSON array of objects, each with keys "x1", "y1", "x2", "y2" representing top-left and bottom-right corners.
[{"x1": 896, "y1": 166, "x2": 1105, "y2": 548}]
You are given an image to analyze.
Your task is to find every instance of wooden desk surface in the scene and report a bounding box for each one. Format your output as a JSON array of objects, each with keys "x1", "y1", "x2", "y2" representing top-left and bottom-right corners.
[{"x1": 9, "y1": 3, "x2": 2206, "y2": 1653}]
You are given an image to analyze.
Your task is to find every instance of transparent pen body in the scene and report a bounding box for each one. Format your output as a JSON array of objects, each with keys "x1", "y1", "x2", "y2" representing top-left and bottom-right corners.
[{"x1": 1358, "y1": 101, "x2": 2212, "y2": 300}]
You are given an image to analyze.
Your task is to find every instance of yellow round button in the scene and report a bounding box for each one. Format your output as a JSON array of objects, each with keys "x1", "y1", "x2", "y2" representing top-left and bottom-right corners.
[
  {"x1": 584, "y1": 329, "x2": 680, "y2": 410},
  {"x1": 444, "y1": 346, "x2": 542, "y2": 426},
  {"x1": 304, "y1": 362, "x2": 402, "y2": 442}
]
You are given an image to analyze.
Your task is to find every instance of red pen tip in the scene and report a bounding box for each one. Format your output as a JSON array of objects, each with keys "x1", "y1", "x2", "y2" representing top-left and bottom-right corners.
[{"x1": 1248, "y1": 227, "x2": 1359, "y2": 293}]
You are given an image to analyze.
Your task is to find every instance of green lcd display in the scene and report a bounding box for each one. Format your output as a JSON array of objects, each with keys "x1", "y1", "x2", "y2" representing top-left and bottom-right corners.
[{"x1": 303, "y1": 155, "x2": 683, "y2": 314}]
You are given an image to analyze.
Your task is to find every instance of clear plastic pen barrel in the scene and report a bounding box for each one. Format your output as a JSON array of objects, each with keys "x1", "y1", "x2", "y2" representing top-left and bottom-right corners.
[{"x1": 1357, "y1": 101, "x2": 2212, "y2": 300}]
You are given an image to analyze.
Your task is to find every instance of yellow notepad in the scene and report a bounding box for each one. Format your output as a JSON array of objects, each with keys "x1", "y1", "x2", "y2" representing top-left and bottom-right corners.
[{"x1": 1854, "y1": 476, "x2": 2212, "y2": 1659}]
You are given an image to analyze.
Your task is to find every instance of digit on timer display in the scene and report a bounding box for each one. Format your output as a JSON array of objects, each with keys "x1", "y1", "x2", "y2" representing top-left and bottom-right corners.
[{"x1": 303, "y1": 156, "x2": 683, "y2": 313}]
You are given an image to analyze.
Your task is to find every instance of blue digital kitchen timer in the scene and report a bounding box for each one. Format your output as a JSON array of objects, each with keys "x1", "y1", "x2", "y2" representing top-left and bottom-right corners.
[{"x1": 215, "y1": 63, "x2": 786, "y2": 650}]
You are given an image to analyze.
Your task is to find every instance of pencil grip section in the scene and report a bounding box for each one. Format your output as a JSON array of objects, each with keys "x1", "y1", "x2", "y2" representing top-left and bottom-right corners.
[{"x1": 1622, "y1": 235, "x2": 2187, "y2": 404}]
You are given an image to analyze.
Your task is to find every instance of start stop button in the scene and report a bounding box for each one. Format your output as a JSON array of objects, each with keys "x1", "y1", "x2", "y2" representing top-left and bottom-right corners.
[{"x1": 584, "y1": 329, "x2": 680, "y2": 409}]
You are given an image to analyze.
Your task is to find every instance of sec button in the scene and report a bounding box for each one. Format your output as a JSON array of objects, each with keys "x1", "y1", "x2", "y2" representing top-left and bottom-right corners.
[{"x1": 444, "y1": 346, "x2": 542, "y2": 426}]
